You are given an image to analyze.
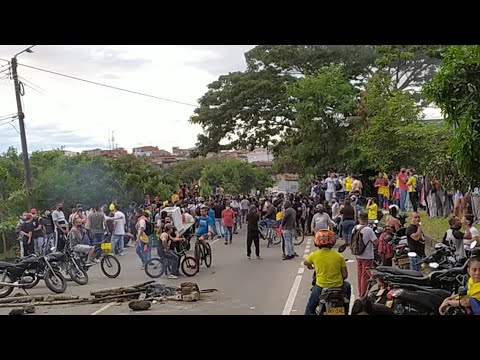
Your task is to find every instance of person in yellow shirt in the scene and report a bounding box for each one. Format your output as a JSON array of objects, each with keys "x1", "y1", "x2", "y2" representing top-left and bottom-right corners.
[
  {"x1": 171, "y1": 193, "x2": 180, "y2": 204},
  {"x1": 304, "y1": 229, "x2": 351, "y2": 315},
  {"x1": 344, "y1": 172, "x2": 353, "y2": 193},
  {"x1": 406, "y1": 169, "x2": 419, "y2": 212},
  {"x1": 439, "y1": 255, "x2": 480, "y2": 315},
  {"x1": 366, "y1": 198, "x2": 378, "y2": 223}
]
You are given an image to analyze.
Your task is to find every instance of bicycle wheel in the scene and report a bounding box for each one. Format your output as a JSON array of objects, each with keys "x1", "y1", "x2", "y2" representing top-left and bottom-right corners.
[
  {"x1": 293, "y1": 227, "x2": 305, "y2": 245},
  {"x1": 100, "y1": 254, "x2": 121, "y2": 278},
  {"x1": 194, "y1": 243, "x2": 202, "y2": 265},
  {"x1": 204, "y1": 243, "x2": 212, "y2": 268},
  {"x1": 145, "y1": 258, "x2": 166, "y2": 278},
  {"x1": 181, "y1": 256, "x2": 199, "y2": 277},
  {"x1": 272, "y1": 231, "x2": 281, "y2": 245}
]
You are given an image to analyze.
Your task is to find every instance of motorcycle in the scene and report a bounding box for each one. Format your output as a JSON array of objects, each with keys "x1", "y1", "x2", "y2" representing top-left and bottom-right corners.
[
  {"x1": 0, "y1": 253, "x2": 67, "y2": 298},
  {"x1": 59, "y1": 246, "x2": 91, "y2": 285},
  {"x1": 316, "y1": 287, "x2": 350, "y2": 315}
]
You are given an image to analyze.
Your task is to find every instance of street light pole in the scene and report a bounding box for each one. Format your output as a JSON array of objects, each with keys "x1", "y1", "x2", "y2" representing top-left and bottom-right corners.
[{"x1": 11, "y1": 46, "x2": 36, "y2": 209}]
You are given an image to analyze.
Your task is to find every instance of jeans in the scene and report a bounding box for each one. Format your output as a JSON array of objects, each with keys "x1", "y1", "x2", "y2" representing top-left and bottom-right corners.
[
  {"x1": 224, "y1": 226, "x2": 233, "y2": 242},
  {"x1": 410, "y1": 255, "x2": 422, "y2": 271},
  {"x1": 92, "y1": 233, "x2": 104, "y2": 254},
  {"x1": 34, "y1": 237, "x2": 45, "y2": 256},
  {"x1": 236, "y1": 213, "x2": 242, "y2": 230},
  {"x1": 342, "y1": 220, "x2": 356, "y2": 245},
  {"x1": 378, "y1": 194, "x2": 384, "y2": 209},
  {"x1": 305, "y1": 281, "x2": 351, "y2": 315},
  {"x1": 259, "y1": 219, "x2": 275, "y2": 228},
  {"x1": 325, "y1": 192, "x2": 334, "y2": 201},
  {"x1": 283, "y1": 230, "x2": 294, "y2": 256},
  {"x1": 136, "y1": 240, "x2": 151, "y2": 265},
  {"x1": 111, "y1": 234, "x2": 124, "y2": 254},
  {"x1": 357, "y1": 258, "x2": 373, "y2": 298},
  {"x1": 44, "y1": 233, "x2": 55, "y2": 254},
  {"x1": 215, "y1": 219, "x2": 224, "y2": 237},
  {"x1": 400, "y1": 190, "x2": 408, "y2": 211},
  {"x1": 157, "y1": 245, "x2": 179, "y2": 275}
]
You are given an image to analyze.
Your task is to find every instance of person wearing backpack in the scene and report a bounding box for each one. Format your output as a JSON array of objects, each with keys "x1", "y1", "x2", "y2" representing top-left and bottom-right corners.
[{"x1": 351, "y1": 213, "x2": 378, "y2": 298}]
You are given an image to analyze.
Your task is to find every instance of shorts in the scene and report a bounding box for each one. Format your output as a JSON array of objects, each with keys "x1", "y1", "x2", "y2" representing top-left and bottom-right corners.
[
  {"x1": 74, "y1": 244, "x2": 91, "y2": 254},
  {"x1": 194, "y1": 233, "x2": 209, "y2": 240}
]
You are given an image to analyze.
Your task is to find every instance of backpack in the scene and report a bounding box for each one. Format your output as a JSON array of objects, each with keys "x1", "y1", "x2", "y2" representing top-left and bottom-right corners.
[
  {"x1": 144, "y1": 220, "x2": 153, "y2": 236},
  {"x1": 415, "y1": 176, "x2": 423, "y2": 193},
  {"x1": 334, "y1": 180, "x2": 342, "y2": 192},
  {"x1": 351, "y1": 225, "x2": 369, "y2": 256}
]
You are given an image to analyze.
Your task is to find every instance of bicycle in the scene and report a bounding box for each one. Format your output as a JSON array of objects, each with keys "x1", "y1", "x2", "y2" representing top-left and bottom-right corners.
[
  {"x1": 145, "y1": 240, "x2": 199, "y2": 278},
  {"x1": 294, "y1": 224, "x2": 305, "y2": 245},
  {"x1": 258, "y1": 222, "x2": 281, "y2": 247},
  {"x1": 91, "y1": 241, "x2": 122, "y2": 278},
  {"x1": 192, "y1": 235, "x2": 212, "y2": 268}
]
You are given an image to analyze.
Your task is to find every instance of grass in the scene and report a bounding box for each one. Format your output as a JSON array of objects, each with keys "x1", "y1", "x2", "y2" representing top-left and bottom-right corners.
[{"x1": 407, "y1": 210, "x2": 480, "y2": 242}]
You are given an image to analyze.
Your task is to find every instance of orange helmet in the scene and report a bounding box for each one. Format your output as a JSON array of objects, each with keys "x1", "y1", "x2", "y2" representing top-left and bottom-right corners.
[{"x1": 314, "y1": 229, "x2": 335, "y2": 247}]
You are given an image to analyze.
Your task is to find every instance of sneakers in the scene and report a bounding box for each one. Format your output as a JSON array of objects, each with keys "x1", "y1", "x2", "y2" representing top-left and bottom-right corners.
[
  {"x1": 168, "y1": 274, "x2": 178, "y2": 279},
  {"x1": 119, "y1": 252, "x2": 125, "y2": 256},
  {"x1": 294, "y1": 252, "x2": 299, "y2": 257},
  {"x1": 225, "y1": 241, "x2": 228, "y2": 245},
  {"x1": 229, "y1": 240, "x2": 232, "y2": 244},
  {"x1": 256, "y1": 255, "x2": 261, "y2": 259},
  {"x1": 282, "y1": 255, "x2": 293, "y2": 260},
  {"x1": 246, "y1": 255, "x2": 251, "y2": 260}
]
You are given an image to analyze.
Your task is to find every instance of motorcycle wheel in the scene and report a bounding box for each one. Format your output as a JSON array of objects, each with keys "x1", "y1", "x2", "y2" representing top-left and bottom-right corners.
[
  {"x1": 23, "y1": 275, "x2": 40, "y2": 289},
  {"x1": 68, "y1": 265, "x2": 89, "y2": 285},
  {"x1": 44, "y1": 270, "x2": 67, "y2": 294},
  {"x1": 0, "y1": 272, "x2": 14, "y2": 298}
]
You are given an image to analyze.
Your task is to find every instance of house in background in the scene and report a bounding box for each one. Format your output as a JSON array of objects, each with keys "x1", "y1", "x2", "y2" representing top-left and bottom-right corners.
[{"x1": 275, "y1": 173, "x2": 299, "y2": 193}]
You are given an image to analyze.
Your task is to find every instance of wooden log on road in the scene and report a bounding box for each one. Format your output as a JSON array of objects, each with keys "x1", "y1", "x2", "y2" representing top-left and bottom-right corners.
[
  {"x1": 0, "y1": 294, "x2": 80, "y2": 304},
  {"x1": 0, "y1": 298, "x2": 90, "y2": 308},
  {"x1": 90, "y1": 280, "x2": 155, "y2": 297},
  {"x1": 91, "y1": 291, "x2": 143, "y2": 303}
]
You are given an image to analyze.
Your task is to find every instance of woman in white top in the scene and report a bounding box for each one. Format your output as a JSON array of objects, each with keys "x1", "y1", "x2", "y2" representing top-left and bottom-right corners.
[{"x1": 463, "y1": 214, "x2": 479, "y2": 247}]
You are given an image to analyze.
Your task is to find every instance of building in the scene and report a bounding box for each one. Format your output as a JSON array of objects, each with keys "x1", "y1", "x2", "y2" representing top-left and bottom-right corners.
[
  {"x1": 275, "y1": 174, "x2": 299, "y2": 193},
  {"x1": 132, "y1": 146, "x2": 171, "y2": 157},
  {"x1": 83, "y1": 148, "x2": 127, "y2": 159},
  {"x1": 172, "y1": 147, "x2": 194, "y2": 157},
  {"x1": 246, "y1": 147, "x2": 273, "y2": 163}
]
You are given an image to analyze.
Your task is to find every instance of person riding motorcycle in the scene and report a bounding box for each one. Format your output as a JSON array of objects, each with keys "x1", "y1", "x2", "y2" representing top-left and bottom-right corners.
[{"x1": 304, "y1": 229, "x2": 351, "y2": 315}]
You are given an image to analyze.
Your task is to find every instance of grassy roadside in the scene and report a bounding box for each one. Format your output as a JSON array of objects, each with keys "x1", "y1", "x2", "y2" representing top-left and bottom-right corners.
[{"x1": 408, "y1": 210, "x2": 480, "y2": 242}]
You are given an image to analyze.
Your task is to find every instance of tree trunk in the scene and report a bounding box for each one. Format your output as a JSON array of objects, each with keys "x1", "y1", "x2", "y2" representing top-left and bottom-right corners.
[
  {"x1": 90, "y1": 280, "x2": 155, "y2": 296},
  {"x1": 0, "y1": 299, "x2": 89, "y2": 308},
  {"x1": 1, "y1": 231, "x2": 6, "y2": 256},
  {"x1": 0, "y1": 294, "x2": 79, "y2": 304}
]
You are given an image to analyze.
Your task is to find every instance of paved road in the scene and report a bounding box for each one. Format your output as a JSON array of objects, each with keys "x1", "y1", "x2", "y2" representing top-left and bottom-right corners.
[{"x1": 0, "y1": 226, "x2": 359, "y2": 315}]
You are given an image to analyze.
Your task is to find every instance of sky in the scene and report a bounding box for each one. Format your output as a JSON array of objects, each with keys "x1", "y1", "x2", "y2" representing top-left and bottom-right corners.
[{"x1": 0, "y1": 45, "x2": 255, "y2": 154}]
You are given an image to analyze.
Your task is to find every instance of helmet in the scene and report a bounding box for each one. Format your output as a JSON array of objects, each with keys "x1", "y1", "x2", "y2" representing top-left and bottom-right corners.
[
  {"x1": 314, "y1": 229, "x2": 335, "y2": 247},
  {"x1": 389, "y1": 204, "x2": 399, "y2": 211}
]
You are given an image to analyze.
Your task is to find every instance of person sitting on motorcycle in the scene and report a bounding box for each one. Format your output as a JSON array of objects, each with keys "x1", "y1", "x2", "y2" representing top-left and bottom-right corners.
[
  {"x1": 439, "y1": 254, "x2": 480, "y2": 315},
  {"x1": 69, "y1": 218, "x2": 95, "y2": 264},
  {"x1": 385, "y1": 205, "x2": 401, "y2": 233},
  {"x1": 194, "y1": 206, "x2": 213, "y2": 254},
  {"x1": 304, "y1": 229, "x2": 351, "y2": 315}
]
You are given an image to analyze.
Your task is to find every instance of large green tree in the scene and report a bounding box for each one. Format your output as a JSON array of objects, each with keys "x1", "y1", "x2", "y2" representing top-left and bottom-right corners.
[{"x1": 424, "y1": 45, "x2": 480, "y2": 186}]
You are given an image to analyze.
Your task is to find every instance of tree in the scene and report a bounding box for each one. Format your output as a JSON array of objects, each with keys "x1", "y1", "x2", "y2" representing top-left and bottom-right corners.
[
  {"x1": 281, "y1": 65, "x2": 358, "y2": 175},
  {"x1": 190, "y1": 68, "x2": 295, "y2": 155},
  {"x1": 424, "y1": 45, "x2": 480, "y2": 185},
  {"x1": 354, "y1": 72, "x2": 450, "y2": 173},
  {"x1": 374, "y1": 45, "x2": 448, "y2": 99},
  {"x1": 200, "y1": 159, "x2": 273, "y2": 195}
]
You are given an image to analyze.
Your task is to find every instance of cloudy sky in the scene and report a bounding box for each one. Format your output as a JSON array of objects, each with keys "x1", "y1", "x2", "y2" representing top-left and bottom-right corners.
[{"x1": 0, "y1": 45, "x2": 255, "y2": 154}]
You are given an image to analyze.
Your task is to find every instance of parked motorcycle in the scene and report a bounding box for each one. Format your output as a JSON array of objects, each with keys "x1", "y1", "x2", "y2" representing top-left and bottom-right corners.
[
  {"x1": 0, "y1": 253, "x2": 67, "y2": 298},
  {"x1": 59, "y1": 246, "x2": 91, "y2": 285}
]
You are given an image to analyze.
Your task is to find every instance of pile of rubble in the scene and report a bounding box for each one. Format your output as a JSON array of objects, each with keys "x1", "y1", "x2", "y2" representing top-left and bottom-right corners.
[{"x1": 5, "y1": 281, "x2": 217, "y2": 314}]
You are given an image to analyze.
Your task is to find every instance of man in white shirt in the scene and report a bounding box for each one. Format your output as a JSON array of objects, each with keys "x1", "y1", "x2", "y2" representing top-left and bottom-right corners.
[
  {"x1": 108, "y1": 206, "x2": 126, "y2": 256},
  {"x1": 354, "y1": 213, "x2": 378, "y2": 297},
  {"x1": 325, "y1": 173, "x2": 336, "y2": 202}
]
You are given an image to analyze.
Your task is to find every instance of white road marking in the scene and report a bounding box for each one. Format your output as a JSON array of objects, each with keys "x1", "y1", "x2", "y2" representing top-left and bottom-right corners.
[
  {"x1": 349, "y1": 293, "x2": 356, "y2": 314},
  {"x1": 210, "y1": 238, "x2": 221, "y2": 245},
  {"x1": 304, "y1": 249, "x2": 310, "y2": 254},
  {"x1": 282, "y1": 275, "x2": 302, "y2": 315},
  {"x1": 91, "y1": 302, "x2": 116, "y2": 315},
  {"x1": 297, "y1": 267, "x2": 305, "y2": 274},
  {"x1": 346, "y1": 259, "x2": 355, "y2": 263},
  {"x1": 303, "y1": 254, "x2": 308, "y2": 259}
]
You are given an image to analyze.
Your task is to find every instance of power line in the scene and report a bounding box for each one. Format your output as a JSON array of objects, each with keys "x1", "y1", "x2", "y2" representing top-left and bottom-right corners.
[
  {"x1": 0, "y1": 113, "x2": 17, "y2": 120},
  {"x1": 18, "y1": 63, "x2": 198, "y2": 108},
  {"x1": 18, "y1": 75, "x2": 46, "y2": 92},
  {"x1": 0, "y1": 120, "x2": 20, "y2": 134}
]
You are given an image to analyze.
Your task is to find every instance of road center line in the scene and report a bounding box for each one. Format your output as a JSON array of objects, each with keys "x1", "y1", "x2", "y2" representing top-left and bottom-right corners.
[{"x1": 91, "y1": 302, "x2": 116, "y2": 315}]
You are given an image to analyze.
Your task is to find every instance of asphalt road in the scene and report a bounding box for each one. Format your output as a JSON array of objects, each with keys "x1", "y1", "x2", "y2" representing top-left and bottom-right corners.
[{"x1": 0, "y1": 226, "x2": 359, "y2": 315}]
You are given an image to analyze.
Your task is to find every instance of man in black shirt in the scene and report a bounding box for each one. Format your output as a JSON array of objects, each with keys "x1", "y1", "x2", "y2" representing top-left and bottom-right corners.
[
  {"x1": 41, "y1": 210, "x2": 55, "y2": 253},
  {"x1": 405, "y1": 212, "x2": 425, "y2": 271},
  {"x1": 20, "y1": 213, "x2": 35, "y2": 256},
  {"x1": 246, "y1": 205, "x2": 260, "y2": 260},
  {"x1": 31, "y1": 209, "x2": 45, "y2": 256},
  {"x1": 213, "y1": 201, "x2": 224, "y2": 239}
]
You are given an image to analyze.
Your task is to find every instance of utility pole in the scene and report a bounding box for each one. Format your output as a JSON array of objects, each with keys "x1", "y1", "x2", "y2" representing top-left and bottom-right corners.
[{"x1": 11, "y1": 56, "x2": 34, "y2": 209}]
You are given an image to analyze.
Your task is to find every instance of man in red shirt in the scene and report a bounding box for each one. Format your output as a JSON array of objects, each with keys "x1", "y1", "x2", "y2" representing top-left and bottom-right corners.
[
  {"x1": 222, "y1": 203, "x2": 235, "y2": 245},
  {"x1": 398, "y1": 167, "x2": 409, "y2": 212}
]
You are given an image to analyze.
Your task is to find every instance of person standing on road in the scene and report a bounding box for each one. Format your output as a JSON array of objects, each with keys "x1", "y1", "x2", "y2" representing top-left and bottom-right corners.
[
  {"x1": 20, "y1": 213, "x2": 35, "y2": 256},
  {"x1": 213, "y1": 200, "x2": 225, "y2": 239},
  {"x1": 136, "y1": 210, "x2": 151, "y2": 269},
  {"x1": 111, "y1": 205, "x2": 126, "y2": 256},
  {"x1": 353, "y1": 213, "x2": 378, "y2": 298},
  {"x1": 246, "y1": 205, "x2": 260, "y2": 260},
  {"x1": 31, "y1": 209, "x2": 45, "y2": 256},
  {"x1": 240, "y1": 196, "x2": 250, "y2": 224},
  {"x1": 222, "y1": 203, "x2": 235, "y2": 245},
  {"x1": 231, "y1": 197, "x2": 242, "y2": 233},
  {"x1": 52, "y1": 202, "x2": 69, "y2": 251},
  {"x1": 311, "y1": 205, "x2": 335, "y2": 233},
  {"x1": 41, "y1": 210, "x2": 55, "y2": 254},
  {"x1": 282, "y1": 200, "x2": 296, "y2": 260}
]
